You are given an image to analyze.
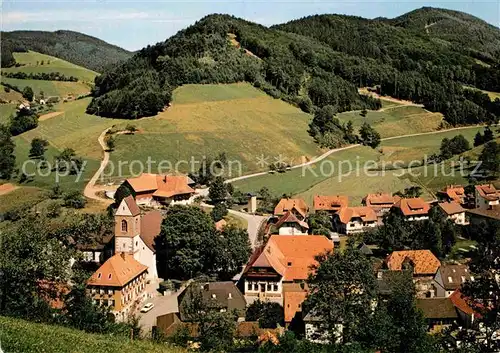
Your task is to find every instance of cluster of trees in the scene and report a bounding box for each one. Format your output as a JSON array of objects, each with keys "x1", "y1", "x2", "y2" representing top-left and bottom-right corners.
[
  {"x1": 309, "y1": 105, "x2": 380, "y2": 149},
  {"x1": 439, "y1": 134, "x2": 470, "y2": 160},
  {"x1": 155, "y1": 205, "x2": 251, "y2": 281},
  {"x1": 9, "y1": 107, "x2": 38, "y2": 136},
  {"x1": 365, "y1": 206, "x2": 457, "y2": 257},
  {"x1": 473, "y1": 126, "x2": 495, "y2": 147},
  {"x1": 0, "y1": 213, "x2": 138, "y2": 336},
  {"x1": 3, "y1": 71, "x2": 78, "y2": 82},
  {"x1": 0, "y1": 124, "x2": 16, "y2": 179},
  {"x1": 479, "y1": 141, "x2": 500, "y2": 177},
  {"x1": 1, "y1": 30, "x2": 132, "y2": 72}
]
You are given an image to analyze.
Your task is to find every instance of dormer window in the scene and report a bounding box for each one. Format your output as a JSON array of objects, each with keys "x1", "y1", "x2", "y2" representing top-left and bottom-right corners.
[
  {"x1": 287, "y1": 262, "x2": 292, "y2": 266},
  {"x1": 448, "y1": 277, "x2": 453, "y2": 283},
  {"x1": 121, "y1": 220, "x2": 128, "y2": 232}
]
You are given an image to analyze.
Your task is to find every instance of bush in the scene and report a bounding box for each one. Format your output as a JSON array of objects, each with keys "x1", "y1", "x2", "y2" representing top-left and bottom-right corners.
[{"x1": 63, "y1": 191, "x2": 86, "y2": 209}]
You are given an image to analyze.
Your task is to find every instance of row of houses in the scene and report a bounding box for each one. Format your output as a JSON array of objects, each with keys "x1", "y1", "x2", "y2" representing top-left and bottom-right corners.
[{"x1": 270, "y1": 183, "x2": 499, "y2": 235}]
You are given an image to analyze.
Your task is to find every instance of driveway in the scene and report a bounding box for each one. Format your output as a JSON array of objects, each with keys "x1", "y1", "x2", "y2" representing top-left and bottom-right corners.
[{"x1": 138, "y1": 293, "x2": 179, "y2": 334}]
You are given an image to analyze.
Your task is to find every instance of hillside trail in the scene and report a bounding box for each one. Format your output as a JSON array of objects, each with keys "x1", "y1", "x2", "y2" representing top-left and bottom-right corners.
[
  {"x1": 83, "y1": 128, "x2": 113, "y2": 204},
  {"x1": 85, "y1": 125, "x2": 485, "y2": 199}
]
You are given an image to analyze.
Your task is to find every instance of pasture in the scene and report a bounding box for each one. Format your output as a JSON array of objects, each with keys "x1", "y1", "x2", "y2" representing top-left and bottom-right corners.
[
  {"x1": 3, "y1": 51, "x2": 98, "y2": 82},
  {"x1": 0, "y1": 104, "x2": 17, "y2": 124},
  {"x1": 337, "y1": 105, "x2": 443, "y2": 138},
  {"x1": 0, "y1": 84, "x2": 24, "y2": 102},
  {"x1": 108, "y1": 83, "x2": 321, "y2": 177},
  {"x1": 1, "y1": 77, "x2": 92, "y2": 98},
  {"x1": 232, "y1": 126, "x2": 487, "y2": 204}
]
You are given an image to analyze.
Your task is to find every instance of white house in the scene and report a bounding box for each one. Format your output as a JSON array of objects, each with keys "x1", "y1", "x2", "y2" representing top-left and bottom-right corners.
[
  {"x1": 334, "y1": 206, "x2": 378, "y2": 234},
  {"x1": 392, "y1": 198, "x2": 430, "y2": 221},
  {"x1": 438, "y1": 202, "x2": 468, "y2": 225},
  {"x1": 475, "y1": 184, "x2": 500, "y2": 210},
  {"x1": 274, "y1": 211, "x2": 309, "y2": 235},
  {"x1": 114, "y1": 196, "x2": 162, "y2": 279}
]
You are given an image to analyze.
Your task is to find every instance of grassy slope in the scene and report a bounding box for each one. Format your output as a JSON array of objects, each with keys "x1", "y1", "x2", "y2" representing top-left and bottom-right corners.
[
  {"x1": 108, "y1": 83, "x2": 321, "y2": 176},
  {"x1": 0, "y1": 316, "x2": 184, "y2": 353},
  {"x1": 232, "y1": 126, "x2": 485, "y2": 206},
  {"x1": 13, "y1": 98, "x2": 122, "y2": 191},
  {"x1": 337, "y1": 105, "x2": 443, "y2": 138},
  {"x1": 0, "y1": 186, "x2": 46, "y2": 213},
  {"x1": 1, "y1": 77, "x2": 91, "y2": 98},
  {"x1": 0, "y1": 103, "x2": 17, "y2": 124},
  {"x1": 0, "y1": 84, "x2": 24, "y2": 102},
  {"x1": 4, "y1": 51, "x2": 98, "y2": 82}
]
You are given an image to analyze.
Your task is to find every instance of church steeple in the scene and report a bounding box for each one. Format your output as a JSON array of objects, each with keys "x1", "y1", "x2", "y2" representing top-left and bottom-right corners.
[{"x1": 114, "y1": 196, "x2": 141, "y2": 253}]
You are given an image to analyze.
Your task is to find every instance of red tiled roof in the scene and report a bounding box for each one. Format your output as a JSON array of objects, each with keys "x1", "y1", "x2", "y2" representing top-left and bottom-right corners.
[
  {"x1": 385, "y1": 250, "x2": 441, "y2": 275},
  {"x1": 126, "y1": 173, "x2": 195, "y2": 198},
  {"x1": 244, "y1": 235, "x2": 333, "y2": 281},
  {"x1": 275, "y1": 211, "x2": 309, "y2": 230},
  {"x1": 393, "y1": 198, "x2": 430, "y2": 216},
  {"x1": 140, "y1": 210, "x2": 162, "y2": 252},
  {"x1": 467, "y1": 205, "x2": 500, "y2": 221},
  {"x1": 439, "y1": 185, "x2": 465, "y2": 203},
  {"x1": 449, "y1": 289, "x2": 481, "y2": 317},
  {"x1": 274, "y1": 198, "x2": 308, "y2": 217},
  {"x1": 363, "y1": 193, "x2": 400, "y2": 207},
  {"x1": 475, "y1": 184, "x2": 500, "y2": 201},
  {"x1": 438, "y1": 202, "x2": 465, "y2": 215},
  {"x1": 337, "y1": 206, "x2": 377, "y2": 224},
  {"x1": 283, "y1": 284, "x2": 308, "y2": 323},
  {"x1": 87, "y1": 253, "x2": 147, "y2": 287},
  {"x1": 314, "y1": 195, "x2": 348, "y2": 211},
  {"x1": 123, "y1": 195, "x2": 140, "y2": 216}
]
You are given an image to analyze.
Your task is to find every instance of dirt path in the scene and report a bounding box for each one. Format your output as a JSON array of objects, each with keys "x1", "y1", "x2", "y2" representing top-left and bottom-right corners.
[
  {"x1": 39, "y1": 111, "x2": 63, "y2": 121},
  {"x1": 83, "y1": 128, "x2": 113, "y2": 204},
  {"x1": 0, "y1": 183, "x2": 18, "y2": 196}
]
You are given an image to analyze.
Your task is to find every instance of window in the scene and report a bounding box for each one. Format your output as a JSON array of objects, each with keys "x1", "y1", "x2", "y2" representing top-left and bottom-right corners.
[
  {"x1": 121, "y1": 220, "x2": 128, "y2": 232},
  {"x1": 267, "y1": 283, "x2": 272, "y2": 291},
  {"x1": 108, "y1": 289, "x2": 113, "y2": 295},
  {"x1": 253, "y1": 283, "x2": 258, "y2": 291},
  {"x1": 99, "y1": 288, "x2": 105, "y2": 295},
  {"x1": 247, "y1": 282, "x2": 252, "y2": 291},
  {"x1": 91, "y1": 288, "x2": 96, "y2": 294},
  {"x1": 273, "y1": 284, "x2": 278, "y2": 292},
  {"x1": 287, "y1": 262, "x2": 292, "y2": 266},
  {"x1": 448, "y1": 277, "x2": 453, "y2": 283}
]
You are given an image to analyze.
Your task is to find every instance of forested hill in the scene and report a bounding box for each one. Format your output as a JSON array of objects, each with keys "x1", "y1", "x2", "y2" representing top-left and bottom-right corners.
[
  {"x1": 391, "y1": 7, "x2": 500, "y2": 63},
  {"x1": 86, "y1": 14, "x2": 381, "y2": 119},
  {"x1": 88, "y1": 9, "x2": 499, "y2": 127},
  {"x1": 1, "y1": 30, "x2": 132, "y2": 72}
]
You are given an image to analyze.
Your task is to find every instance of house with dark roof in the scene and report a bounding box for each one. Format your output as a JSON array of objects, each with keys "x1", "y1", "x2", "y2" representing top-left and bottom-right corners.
[
  {"x1": 467, "y1": 205, "x2": 500, "y2": 225},
  {"x1": 438, "y1": 202, "x2": 468, "y2": 225},
  {"x1": 391, "y1": 198, "x2": 430, "y2": 221},
  {"x1": 87, "y1": 253, "x2": 148, "y2": 322},
  {"x1": 114, "y1": 195, "x2": 162, "y2": 279},
  {"x1": 274, "y1": 198, "x2": 308, "y2": 221},
  {"x1": 434, "y1": 264, "x2": 473, "y2": 298},
  {"x1": 178, "y1": 282, "x2": 247, "y2": 321},
  {"x1": 416, "y1": 298, "x2": 458, "y2": 333},
  {"x1": 274, "y1": 211, "x2": 309, "y2": 235},
  {"x1": 334, "y1": 206, "x2": 378, "y2": 234},
  {"x1": 313, "y1": 195, "x2": 348, "y2": 215},
  {"x1": 475, "y1": 184, "x2": 500, "y2": 210},
  {"x1": 123, "y1": 173, "x2": 196, "y2": 207}
]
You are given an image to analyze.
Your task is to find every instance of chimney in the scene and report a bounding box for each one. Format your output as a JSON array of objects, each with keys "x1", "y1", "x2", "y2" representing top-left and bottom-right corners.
[
  {"x1": 163, "y1": 176, "x2": 167, "y2": 183},
  {"x1": 228, "y1": 293, "x2": 232, "y2": 299},
  {"x1": 120, "y1": 252, "x2": 125, "y2": 260}
]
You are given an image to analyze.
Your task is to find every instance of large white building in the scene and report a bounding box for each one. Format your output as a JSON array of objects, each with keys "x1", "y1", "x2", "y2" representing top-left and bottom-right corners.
[{"x1": 114, "y1": 196, "x2": 162, "y2": 279}]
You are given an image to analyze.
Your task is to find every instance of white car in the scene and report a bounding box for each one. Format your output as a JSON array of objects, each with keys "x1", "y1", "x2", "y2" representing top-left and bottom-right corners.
[{"x1": 140, "y1": 303, "x2": 154, "y2": 313}]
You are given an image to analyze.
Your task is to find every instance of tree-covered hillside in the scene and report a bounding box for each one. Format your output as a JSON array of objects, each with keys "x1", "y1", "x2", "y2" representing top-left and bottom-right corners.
[
  {"x1": 89, "y1": 8, "x2": 499, "y2": 128},
  {"x1": 86, "y1": 14, "x2": 381, "y2": 119},
  {"x1": 1, "y1": 30, "x2": 132, "y2": 72},
  {"x1": 274, "y1": 7, "x2": 500, "y2": 125},
  {"x1": 391, "y1": 7, "x2": 500, "y2": 63}
]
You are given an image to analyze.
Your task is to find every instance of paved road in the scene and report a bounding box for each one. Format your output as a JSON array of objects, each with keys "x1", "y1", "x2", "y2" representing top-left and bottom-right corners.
[{"x1": 138, "y1": 293, "x2": 179, "y2": 334}]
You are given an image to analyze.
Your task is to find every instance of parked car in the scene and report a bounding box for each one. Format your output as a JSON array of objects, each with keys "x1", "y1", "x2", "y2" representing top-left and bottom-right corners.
[{"x1": 140, "y1": 303, "x2": 154, "y2": 313}]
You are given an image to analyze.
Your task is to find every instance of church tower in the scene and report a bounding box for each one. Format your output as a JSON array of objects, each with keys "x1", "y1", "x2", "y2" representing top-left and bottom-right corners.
[{"x1": 114, "y1": 196, "x2": 142, "y2": 255}]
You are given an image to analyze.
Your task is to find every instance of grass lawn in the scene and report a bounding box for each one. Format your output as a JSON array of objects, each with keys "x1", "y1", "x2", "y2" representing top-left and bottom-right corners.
[
  {"x1": 233, "y1": 126, "x2": 488, "y2": 207},
  {"x1": 0, "y1": 84, "x2": 24, "y2": 102},
  {"x1": 0, "y1": 103, "x2": 17, "y2": 124},
  {"x1": 448, "y1": 238, "x2": 477, "y2": 260},
  {"x1": 0, "y1": 316, "x2": 185, "y2": 353},
  {"x1": 1, "y1": 77, "x2": 92, "y2": 98},
  {"x1": 337, "y1": 105, "x2": 443, "y2": 138},
  {"x1": 0, "y1": 186, "x2": 46, "y2": 213},
  {"x1": 109, "y1": 83, "x2": 321, "y2": 177},
  {"x1": 3, "y1": 51, "x2": 98, "y2": 83}
]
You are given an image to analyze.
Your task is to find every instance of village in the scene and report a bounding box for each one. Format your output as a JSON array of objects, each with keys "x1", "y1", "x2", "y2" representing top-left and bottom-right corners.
[{"x1": 80, "y1": 172, "x2": 500, "y2": 345}]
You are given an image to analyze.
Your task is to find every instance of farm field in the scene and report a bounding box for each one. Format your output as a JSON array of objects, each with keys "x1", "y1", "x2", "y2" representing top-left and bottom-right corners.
[
  {"x1": 0, "y1": 316, "x2": 185, "y2": 353},
  {"x1": 108, "y1": 83, "x2": 322, "y2": 177},
  {"x1": 1, "y1": 77, "x2": 92, "y2": 98},
  {"x1": 337, "y1": 105, "x2": 444, "y2": 138},
  {"x1": 0, "y1": 103, "x2": 17, "y2": 124},
  {"x1": 0, "y1": 84, "x2": 24, "y2": 102},
  {"x1": 232, "y1": 126, "x2": 487, "y2": 205},
  {"x1": 3, "y1": 51, "x2": 98, "y2": 82}
]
